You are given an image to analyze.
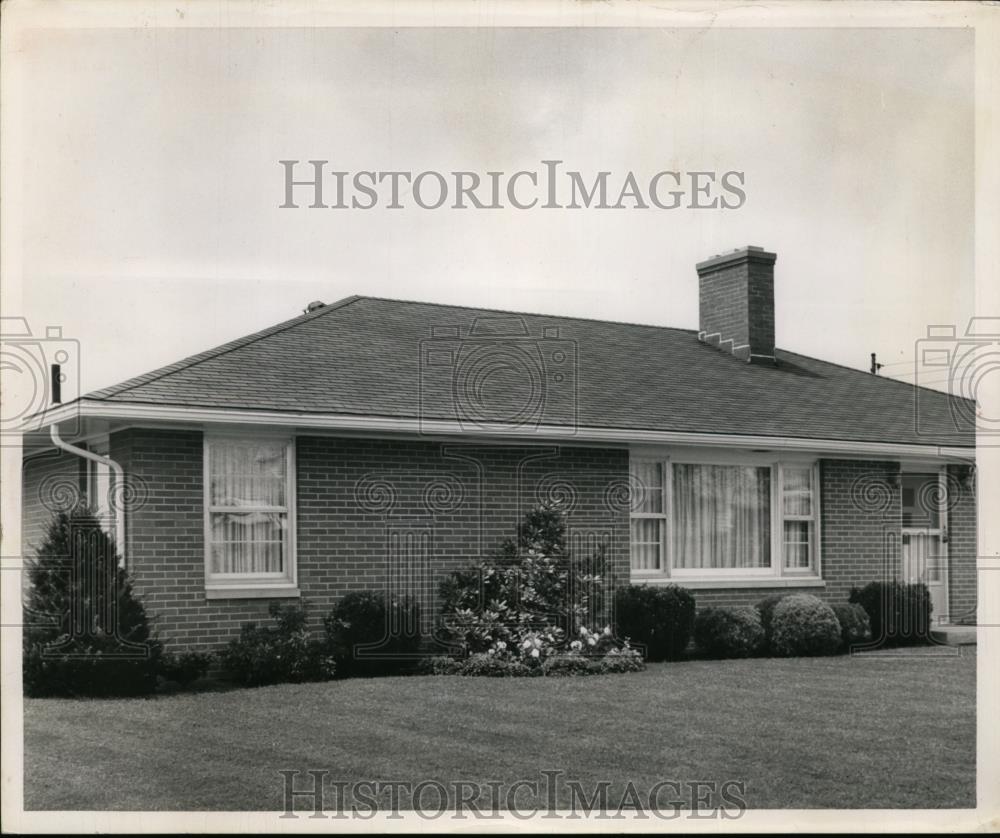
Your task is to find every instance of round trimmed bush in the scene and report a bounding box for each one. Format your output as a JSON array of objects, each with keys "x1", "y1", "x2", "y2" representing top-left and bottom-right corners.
[
  {"x1": 831, "y1": 603, "x2": 872, "y2": 652},
  {"x1": 755, "y1": 594, "x2": 788, "y2": 646},
  {"x1": 770, "y1": 595, "x2": 842, "y2": 657},
  {"x1": 693, "y1": 606, "x2": 765, "y2": 659},
  {"x1": 614, "y1": 584, "x2": 696, "y2": 661}
]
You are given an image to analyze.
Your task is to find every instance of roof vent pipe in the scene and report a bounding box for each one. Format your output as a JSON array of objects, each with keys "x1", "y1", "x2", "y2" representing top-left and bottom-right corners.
[
  {"x1": 50, "y1": 363, "x2": 63, "y2": 404},
  {"x1": 304, "y1": 300, "x2": 326, "y2": 314}
]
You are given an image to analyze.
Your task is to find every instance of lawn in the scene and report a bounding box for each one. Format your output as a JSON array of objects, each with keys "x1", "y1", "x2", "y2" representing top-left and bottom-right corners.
[{"x1": 23, "y1": 649, "x2": 975, "y2": 811}]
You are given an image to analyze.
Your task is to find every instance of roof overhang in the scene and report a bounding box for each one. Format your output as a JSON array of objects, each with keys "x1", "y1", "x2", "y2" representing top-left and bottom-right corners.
[{"x1": 31, "y1": 398, "x2": 976, "y2": 463}]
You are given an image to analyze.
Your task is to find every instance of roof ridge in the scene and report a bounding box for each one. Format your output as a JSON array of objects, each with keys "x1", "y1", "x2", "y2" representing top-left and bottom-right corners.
[
  {"x1": 88, "y1": 295, "x2": 364, "y2": 400},
  {"x1": 353, "y1": 294, "x2": 698, "y2": 334}
]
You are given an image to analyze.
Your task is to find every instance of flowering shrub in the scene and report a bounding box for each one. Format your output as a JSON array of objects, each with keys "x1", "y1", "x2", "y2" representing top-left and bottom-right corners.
[
  {"x1": 420, "y1": 640, "x2": 644, "y2": 678},
  {"x1": 434, "y1": 504, "x2": 641, "y2": 675},
  {"x1": 594, "y1": 645, "x2": 646, "y2": 674},
  {"x1": 460, "y1": 653, "x2": 538, "y2": 677}
]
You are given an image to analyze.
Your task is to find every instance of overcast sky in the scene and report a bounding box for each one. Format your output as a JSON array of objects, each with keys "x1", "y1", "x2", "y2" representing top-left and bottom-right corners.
[{"x1": 15, "y1": 25, "x2": 973, "y2": 396}]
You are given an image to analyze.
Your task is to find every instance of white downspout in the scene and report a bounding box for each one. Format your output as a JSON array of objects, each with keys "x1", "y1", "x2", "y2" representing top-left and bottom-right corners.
[{"x1": 50, "y1": 424, "x2": 127, "y2": 568}]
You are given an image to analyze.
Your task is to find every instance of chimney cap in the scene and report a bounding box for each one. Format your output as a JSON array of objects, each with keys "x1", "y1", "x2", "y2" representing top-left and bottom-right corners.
[
  {"x1": 304, "y1": 300, "x2": 326, "y2": 314},
  {"x1": 696, "y1": 246, "x2": 777, "y2": 274}
]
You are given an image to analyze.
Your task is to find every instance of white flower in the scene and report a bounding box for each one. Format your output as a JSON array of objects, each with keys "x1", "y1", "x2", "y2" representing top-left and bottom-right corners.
[
  {"x1": 587, "y1": 637, "x2": 597, "y2": 646},
  {"x1": 603, "y1": 626, "x2": 612, "y2": 636},
  {"x1": 531, "y1": 648, "x2": 540, "y2": 658},
  {"x1": 570, "y1": 640, "x2": 582, "y2": 651},
  {"x1": 522, "y1": 639, "x2": 532, "y2": 650}
]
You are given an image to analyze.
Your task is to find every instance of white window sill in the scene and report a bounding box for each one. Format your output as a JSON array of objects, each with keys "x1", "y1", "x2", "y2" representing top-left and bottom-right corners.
[
  {"x1": 205, "y1": 586, "x2": 301, "y2": 600},
  {"x1": 629, "y1": 576, "x2": 825, "y2": 590}
]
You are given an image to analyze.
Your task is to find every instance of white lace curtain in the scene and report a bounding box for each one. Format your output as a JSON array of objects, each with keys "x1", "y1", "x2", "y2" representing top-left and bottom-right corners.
[
  {"x1": 208, "y1": 441, "x2": 288, "y2": 575},
  {"x1": 672, "y1": 464, "x2": 771, "y2": 569}
]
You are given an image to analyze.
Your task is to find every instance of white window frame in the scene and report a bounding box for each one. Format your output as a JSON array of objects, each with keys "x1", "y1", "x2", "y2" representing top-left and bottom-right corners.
[
  {"x1": 629, "y1": 460, "x2": 668, "y2": 576},
  {"x1": 778, "y1": 464, "x2": 820, "y2": 577},
  {"x1": 203, "y1": 431, "x2": 299, "y2": 599},
  {"x1": 628, "y1": 449, "x2": 822, "y2": 588}
]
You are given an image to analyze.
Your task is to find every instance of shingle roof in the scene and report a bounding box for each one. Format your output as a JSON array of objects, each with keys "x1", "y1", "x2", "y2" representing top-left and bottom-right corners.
[{"x1": 85, "y1": 295, "x2": 974, "y2": 448}]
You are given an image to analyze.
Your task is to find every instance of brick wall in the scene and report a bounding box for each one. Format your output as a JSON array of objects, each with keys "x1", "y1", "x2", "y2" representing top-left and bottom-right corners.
[
  {"x1": 818, "y1": 459, "x2": 902, "y2": 601},
  {"x1": 110, "y1": 428, "x2": 630, "y2": 653},
  {"x1": 21, "y1": 449, "x2": 87, "y2": 559},
  {"x1": 24, "y1": 433, "x2": 976, "y2": 651},
  {"x1": 697, "y1": 249, "x2": 776, "y2": 361},
  {"x1": 946, "y1": 464, "x2": 977, "y2": 624}
]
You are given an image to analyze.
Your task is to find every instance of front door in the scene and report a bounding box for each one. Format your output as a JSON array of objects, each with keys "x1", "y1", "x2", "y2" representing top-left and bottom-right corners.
[{"x1": 901, "y1": 470, "x2": 949, "y2": 625}]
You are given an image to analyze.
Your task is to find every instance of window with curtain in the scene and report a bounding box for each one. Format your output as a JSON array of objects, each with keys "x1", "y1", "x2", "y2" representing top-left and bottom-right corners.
[
  {"x1": 672, "y1": 464, "x2": 771, "y2": 571},
  {"x1": 628, "y1": 456, "x2": 820, "y2": 582},
  {"x1": 205, "y1": 436, "x2": 294, "y2": 584},
  {"x1": 630, "y1": 460, "x2": 665, "y2": 572},
  {"x1": 782, "y1": 465, "x2": 816, "y2": 572}
]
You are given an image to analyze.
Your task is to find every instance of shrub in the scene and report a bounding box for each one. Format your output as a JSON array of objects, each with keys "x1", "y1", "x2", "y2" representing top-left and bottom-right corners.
[
  {"x1": 591, "y1": 646, "x2": 646, "y2": 674},
  {"x1": 459, "y1": 653, "x2": 537, "y2": 678},
  {"x1": 437, "y1": 503, "x2": 619, "y2": 665},
  {"x1": 324, "y1": 591, "x2": 422, "y2": 677},
  {"x1": 420, "y1": 642, "x2": 644, "y2": 678},
  {"x1": 418, "y1": 656, "x2": 463, "y2": 676},
  {"x1": 614, "y1": 584, "x2": 695, "y2": 661},
  {"x1": 769, "y1": 595, "x2": 842, "y2": 657},
  {"x1": 693, "y1": 607, "x2": 765, "y2": 659},
  {"x1": 831, "y1": 603, "x2": 872, "y2": 652},
  {"x1": 218, "y1": 602, "x2": 336, "y2": 687},
  {"x1": 542, "y1": 654, "x2": 596, "y2": 676},
  {"x1": 755, "y1": 594, "x2": 788, "y2": 646},
  {"x1": 157, "y1": 651, "x2": 213, "y2": 687},
  {"x1": 23, "y1": 509, "x2": 162, "y2": 697},
  {"x1": 849, "y1": 581, "x2": 932, "y2": 646}
]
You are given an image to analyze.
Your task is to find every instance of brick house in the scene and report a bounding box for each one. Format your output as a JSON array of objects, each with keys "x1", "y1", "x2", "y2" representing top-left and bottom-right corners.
[{"x1": 21, "y1": 246, "x2": 977, "y2": 652}]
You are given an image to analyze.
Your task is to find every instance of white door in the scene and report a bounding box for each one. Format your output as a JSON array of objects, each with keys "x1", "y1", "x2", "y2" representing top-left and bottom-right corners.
[{"x1": 901, "y1": 471, "x2": 948, "y2": 624}]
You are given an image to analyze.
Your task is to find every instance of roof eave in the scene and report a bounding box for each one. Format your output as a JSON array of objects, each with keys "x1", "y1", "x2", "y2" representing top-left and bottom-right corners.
[{"x1": 35, "y1": 398, "x2": 976, "y2": 462}]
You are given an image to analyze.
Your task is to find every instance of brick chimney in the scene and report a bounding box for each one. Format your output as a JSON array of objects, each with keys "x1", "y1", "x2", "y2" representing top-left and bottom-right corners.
[{"x1": 697, "y1": 246, "x2": 777, "y2": 364}]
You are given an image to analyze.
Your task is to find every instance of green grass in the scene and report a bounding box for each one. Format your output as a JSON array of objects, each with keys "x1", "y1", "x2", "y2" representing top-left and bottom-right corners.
[{"x1": 24, "y1": 650, "x2": 975, "y2": 811}]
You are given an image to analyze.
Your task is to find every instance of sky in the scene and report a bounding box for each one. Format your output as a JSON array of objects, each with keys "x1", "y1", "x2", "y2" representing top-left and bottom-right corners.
[{"x1": 13, "y1": 25, "x2": 974, "y2": 397}]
